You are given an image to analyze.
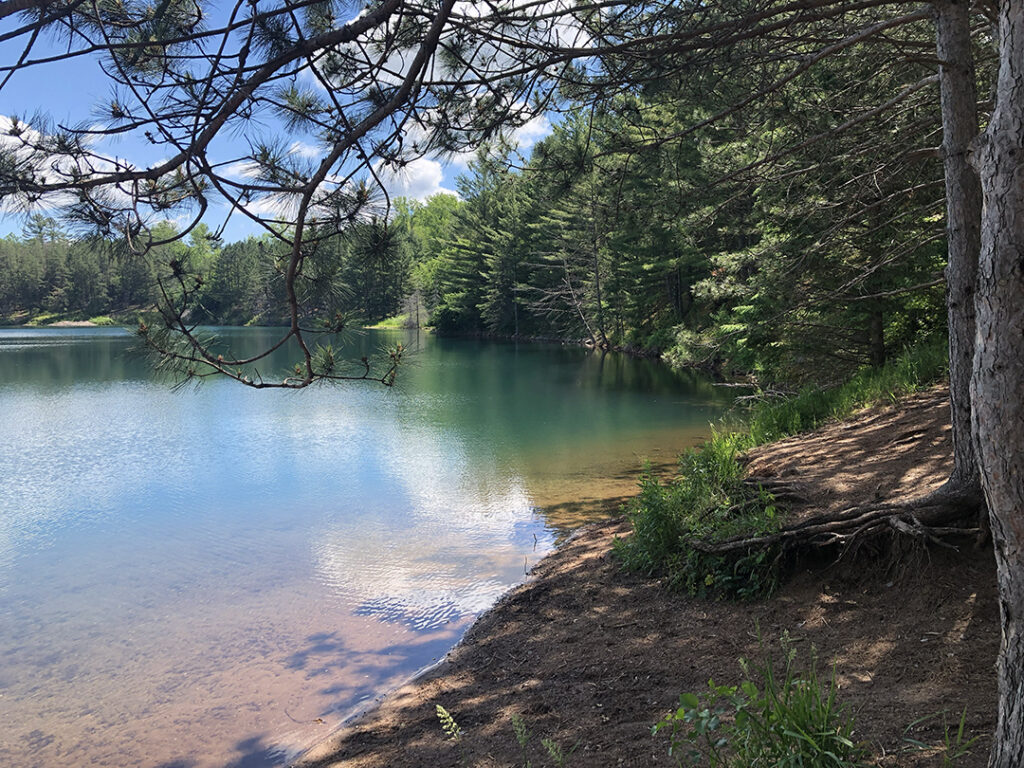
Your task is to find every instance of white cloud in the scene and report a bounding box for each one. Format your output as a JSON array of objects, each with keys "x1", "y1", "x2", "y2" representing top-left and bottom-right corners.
[
  {"x1": 288, "y1": 141, "x2": 322, "y2": 159},
  {"x1": 513, "y1": 115, "x2": 552, "y2": 150},
  {"x1": 311, "y1": 417, "x2": 553, "y2": 630},
  {"x1": 238, "y1": 191, "x2": 301, "y2": 220},
  {"x1": 444, "y1": 143, "x2": 483, "y2": 171},
  {"x1": 0, "y1": 114, "x2": 134, "y2": 214},
  {"x1": 221, "y1": 160, "x2": 262, "y2": 179},
  {"x1": 375, "y1": 156, "x2": 456, "y2": 201}
]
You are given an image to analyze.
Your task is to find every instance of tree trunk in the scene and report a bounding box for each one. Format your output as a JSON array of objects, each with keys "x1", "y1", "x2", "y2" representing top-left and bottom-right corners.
[
  {"x1": 970, "y1": 2, "x2": 1024, "y2": 765},
  {"x1": 934, "y1": 0, "x2": 982, "y2": 494},
  {"x1": 589, "y1": 201, "x2": 607, "y2": 348},
  {"x1": 868, "y1": 308, "x2": 885, "y2": 368}
]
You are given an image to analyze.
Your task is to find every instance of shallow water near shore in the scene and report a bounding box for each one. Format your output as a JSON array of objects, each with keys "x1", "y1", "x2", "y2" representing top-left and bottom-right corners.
[{"x1": 0, "y1": 326, "x2": 729, "y2": 768}]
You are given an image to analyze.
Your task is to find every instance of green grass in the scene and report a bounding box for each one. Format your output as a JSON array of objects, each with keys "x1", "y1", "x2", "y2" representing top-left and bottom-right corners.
[
  {"x1": 903, "y1": 708, "x2": 981, "y2": 767},
  {"x1": 615, "y1": 338, "x2": 949, "y2": 598},
  {"x1": 12, "y1": 310, "x2": 125, "y2": 326},
  {"x1": 655, "y1": 633, "x2": 869, "y2": 767},
  {"x1": 364, "y1": 314, "x2": 419, "y2": 329},
  {"x1": 616, "y1": 442, "x2": 782, "y2": 598},
  {"x1": 745, "y1": 338, "x2": 948, "y2": 444},
  {"x1": 25, "y1": 311, "x2": 61, "y2": 326}
]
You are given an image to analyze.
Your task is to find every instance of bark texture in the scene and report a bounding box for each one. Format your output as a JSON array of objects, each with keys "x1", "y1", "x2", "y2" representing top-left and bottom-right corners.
[
  {"x1": 935, "y1": 0, "x2": 982, "y2": 493},
  {"x1": 971, "y1": 2, "x2": 1024, "y2": 765},
  {"x1": 868, "y1": 308, "x2": 885, "y2": 368}
]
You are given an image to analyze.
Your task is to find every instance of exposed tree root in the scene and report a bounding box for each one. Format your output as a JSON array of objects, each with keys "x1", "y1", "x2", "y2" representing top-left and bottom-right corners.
[{"x1": 690, "y1": 485, "x2": 981, "y2": 555}]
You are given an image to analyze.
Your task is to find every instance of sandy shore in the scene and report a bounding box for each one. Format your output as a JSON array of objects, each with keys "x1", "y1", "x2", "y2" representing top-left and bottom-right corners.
[{"x1": 293, "y1": 387, "x2": 999, "y2": 768}]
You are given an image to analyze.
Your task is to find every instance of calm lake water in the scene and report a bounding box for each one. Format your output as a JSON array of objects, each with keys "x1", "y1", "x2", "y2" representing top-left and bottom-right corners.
[{"x1": 0, "y1": 327, "x2": 729, "y2": 768}]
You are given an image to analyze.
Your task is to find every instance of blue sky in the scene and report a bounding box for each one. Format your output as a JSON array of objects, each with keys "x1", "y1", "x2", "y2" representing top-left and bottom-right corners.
[{"x1": 0, "y1": 28, "x2": 552, "y2": 243}]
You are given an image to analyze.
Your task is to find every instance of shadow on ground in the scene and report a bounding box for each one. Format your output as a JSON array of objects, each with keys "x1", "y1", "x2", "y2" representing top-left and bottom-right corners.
[{"x1": 296, "y1": 387, "x2": 998, "y2": 768}]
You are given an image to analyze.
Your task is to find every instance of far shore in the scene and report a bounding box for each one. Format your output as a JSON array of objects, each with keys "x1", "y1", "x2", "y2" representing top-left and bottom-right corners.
[{"x1": 2, "y1": 314, "x2": 675, "y2": 360}]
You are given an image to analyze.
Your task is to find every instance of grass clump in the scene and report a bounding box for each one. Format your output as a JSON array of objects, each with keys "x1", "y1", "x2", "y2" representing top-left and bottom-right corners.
[
  {"x1": 655, "y1": 633, "x2": 868, "y2": 767},
  {"x1": 745, "y1": 337, "x2": 948, "y2": 444},
  {"x1": 903, "y1": 708, "x2": 981, "y2": 766},
  {"x1": 616, "y1": 339, "x2": 949, "y2": 598},
  {"x1": 615, "y1": 439, "x2": 779, "y2": 598},
  {"x1": 25, "y1": 311, "x2": 60, "y2": 326},
  {"x1": 365, "y1": 314, "x2": 416, "y2": 329}
]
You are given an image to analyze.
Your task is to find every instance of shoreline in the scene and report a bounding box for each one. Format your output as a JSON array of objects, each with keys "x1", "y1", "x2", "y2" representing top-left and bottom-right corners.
[
  {"x1": 290, "y1": 522, "x2": 609, "y2": 768},
  {"x1": 0, "y1": 318, "x2": 101, "y2": 327},
  {"x1": 0, "y1": 318, "x2": 717, "y2": 375},
  {"x1": 0, "y1": 318, "x2": 672, "y2": 361},
  {"x1": 288, "y1": 387, "x2": 999, "y2": 768},
  {"x1": 292, "y1": 525, "x2": 590, "y2": 766}
]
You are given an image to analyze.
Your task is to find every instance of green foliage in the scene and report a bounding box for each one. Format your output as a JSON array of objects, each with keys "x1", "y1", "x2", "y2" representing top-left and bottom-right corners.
[
  {"x1": 0, "y1": 225, "x2": 175, "y2": 322},
  {"x1": 541, "y1": 737, "x2": 573, "y2": 768},
  {"x1": 24, "y1": 311, "x2": 59, "y2": 326},
  {"x1": 0, "y1": 25, "x2": 961, "y2": 371},
  {"x1": 0, "y1": 212, "x2": 407, "y2": 329},
  {"x1": 616, "y1": 340, "x2": 949, "y2": 598},
  {"x1": 615, "y1": 446, "x2": 779, "y2": 599},
  {"x1": 744, "y1": 338, "x2": 949, "y2": 444},
  {"x1": 365, "y1": 314, "x2": 411, "y2": 329},
  {"x1": 397, "y1": 17, "x2": 961, "y2": 379},
  {"x1": 436, "y1": 704, "x2": 463, "y2": 743},
  {"x1": 654, "y1": 634, "x2": 868, "y2": 768},
  {"x1": 507, "y1": 712, "x2": 574, "y2": 768},
  {"x1": 0, "y1": 0, "x2": 983, "y2": 387},
  {"x1": 2, "y1": 65, "x2": 957, "y2": 366},
  {"x1": 902, "y1": 708, "x2": 981, "y2": 767},
  {"x1": 436, "y1": 702, "x2": 468, "y2": 768},
  {"x1": 342, "y1": 218, "x2": 410, "y2": 324},
  {"x1": 436, "y1": 707, "x2": 573, "y2": 768},
  {"x1": 511, "y1": 713, "x2": 532, "y2": 767}
]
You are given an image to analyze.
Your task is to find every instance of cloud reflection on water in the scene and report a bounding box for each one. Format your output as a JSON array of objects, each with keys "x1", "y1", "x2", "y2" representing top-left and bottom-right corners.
[{"x1": 312, "y1": 419, "x2": 551, "y2": 631}]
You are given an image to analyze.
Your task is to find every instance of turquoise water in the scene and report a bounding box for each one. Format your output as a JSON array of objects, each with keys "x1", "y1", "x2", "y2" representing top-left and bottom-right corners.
[{"x1": 0, "y1": 327, "x2": 729, "y2": 768}]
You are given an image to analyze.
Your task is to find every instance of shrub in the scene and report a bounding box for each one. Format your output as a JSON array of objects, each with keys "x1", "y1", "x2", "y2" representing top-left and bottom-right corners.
[
  {"x1": 615, "y1": 338, "x2": 949, "y2": 598},
  {"x1": 614, "y1": 441, "x2": 780, "y2": 598},
  {"x1": 655, "y1": 634, "x2": 868, "y2": 767}
]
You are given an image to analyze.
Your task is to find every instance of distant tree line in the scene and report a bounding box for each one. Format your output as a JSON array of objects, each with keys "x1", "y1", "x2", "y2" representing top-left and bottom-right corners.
[
  {"x1": 0, "y1": 215, "x2": 155, "y2": 319},
  {"x1": 0, "y1": 214, "x2": 413, "y2": 328},
  {"x1": 1, "y1": 17, "x2": 966, "y2": 385},
  {"x1": 4, "y1": 90, "x2": 950, "y2": 385}
]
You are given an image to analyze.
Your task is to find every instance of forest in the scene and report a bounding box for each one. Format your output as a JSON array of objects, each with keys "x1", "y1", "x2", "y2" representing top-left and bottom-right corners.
[
  {"x1": 1, "y1": 16, "x2": 963, "y2": 386},
  {"x1": 3, "y1": 0, "x2": 1024, "y2": 763}
]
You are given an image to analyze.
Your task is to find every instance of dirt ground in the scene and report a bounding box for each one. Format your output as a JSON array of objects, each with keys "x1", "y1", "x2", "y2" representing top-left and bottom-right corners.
[{"x1": 295, "y1": 386, "x2": 999, "y2": 768}]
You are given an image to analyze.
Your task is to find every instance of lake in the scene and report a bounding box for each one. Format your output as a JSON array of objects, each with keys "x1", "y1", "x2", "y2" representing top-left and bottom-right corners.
[{"x1": 0, "y1": 326, "x2": 729, "y2": 768}]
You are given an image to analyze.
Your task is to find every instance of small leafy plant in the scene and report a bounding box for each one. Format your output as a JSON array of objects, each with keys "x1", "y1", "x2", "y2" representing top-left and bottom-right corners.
[
  {"x1": 436, "y1": 704, "x2": 466, "y2": 765},
  {"x1": 541, "y1": 736, "x2": 573, "y2": 767},
  {"x1": 511, "y1": 713, "x2": 532, "y2": 767},
  {"x1": 615, "y1": 449, "x2": 781, "y2": 599},
  {"x1": 654, "y1": 634, "x2": 868, "y2": 767},
  {"x1": 437, "y1": 704, "x2": 463, "y2": 742},
  {"x1": 508, "y1": 712, "x2": 575, "y2": 768},
  {"x1": 436, "y1": 706, "x2": 573, "y2": 767}
]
